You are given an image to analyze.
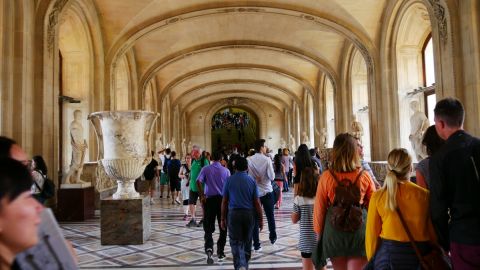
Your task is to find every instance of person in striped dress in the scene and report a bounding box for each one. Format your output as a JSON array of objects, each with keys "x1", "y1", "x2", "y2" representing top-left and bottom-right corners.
[{"x1": 292, "y1": 167, "x2": 324, "y2": 270}]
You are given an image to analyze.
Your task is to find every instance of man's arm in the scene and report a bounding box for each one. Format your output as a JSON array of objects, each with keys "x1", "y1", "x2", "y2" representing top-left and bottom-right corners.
[
  {"x1": 254, "y1": 198, "x2": 263, "y2": 231},
  {"x1": 196, "y1": 180, "x2": 205, "y2": 204},
  {"x1": 429, "y1": 154, "x2": 450, "y2": 251},
  {"x1": 220, "y1": 196, "x2": 228, "y2": 230}
]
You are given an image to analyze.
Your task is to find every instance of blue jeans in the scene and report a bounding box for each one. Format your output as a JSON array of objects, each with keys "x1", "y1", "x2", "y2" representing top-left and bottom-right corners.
[
  {"x1": 228, "y1": 209, "x2": 254, "y2": 270},
  {"x1": 253, "y1": 192, "x2": 277, "y2": 248}
]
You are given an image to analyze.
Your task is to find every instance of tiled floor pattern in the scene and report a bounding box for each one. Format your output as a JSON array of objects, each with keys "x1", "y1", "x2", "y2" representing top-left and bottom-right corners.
[{"x1": 60, "y1": 191, "x2": 332, "y2": 269}]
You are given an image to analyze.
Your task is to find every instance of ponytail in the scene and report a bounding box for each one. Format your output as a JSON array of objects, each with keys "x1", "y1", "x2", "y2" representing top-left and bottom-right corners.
[
  {"x1": 382, "y1": 170, "x2": 399, "y2": 211},
  {"x1": 381, "y1": 148, "x2": 412, "y2": 211}
]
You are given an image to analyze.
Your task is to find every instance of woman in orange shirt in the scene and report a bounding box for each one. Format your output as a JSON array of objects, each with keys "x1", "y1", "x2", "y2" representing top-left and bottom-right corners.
[
  {"x1": 365, "y1": 148, "x2": 437, "y2": 269},
  {"x1": 313, "y1": 133, "x2": 375, "y2": 270}
]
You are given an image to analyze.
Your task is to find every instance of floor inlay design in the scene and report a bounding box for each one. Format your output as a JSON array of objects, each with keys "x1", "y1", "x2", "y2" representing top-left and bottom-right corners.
[{"x1": 61, "y1": 191, "x2": 333, "y2": 269}]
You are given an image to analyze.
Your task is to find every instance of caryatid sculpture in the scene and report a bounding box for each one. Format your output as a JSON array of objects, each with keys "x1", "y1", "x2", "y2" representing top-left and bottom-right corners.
[
  {"x1": 301, "y1": 131, "x2": 310, "y2": 147},
  {"x1": 64, "y1": 110, "x2": 88, "y2": 184},
  {"x1": 187, "y1": 141, "x2": 192, "y2": 154},
  {"x1": 320, "y1": 127, "x2": 328, "y2": 149},
  {"x1": 156, "y1": 133, "x2": 164, "y2": 152},
  {"x1": 170, "y1": 138, "x2": 176, "y2": 151},
  {"x1": 279, "y1": 138, "x2": 286, "y2": 149},
  {"x1": 409, "y1": 100, "x2": 429, "y2": 160},
  {"x1": 351, "y1": 114, "x2": 364, "y2": 141},
  {"x1": 181, "y1": 138, "x2": 186, "y2": 158},
  {"x1": 289, "y1": 134, "x2": 296, "y2": 151}
]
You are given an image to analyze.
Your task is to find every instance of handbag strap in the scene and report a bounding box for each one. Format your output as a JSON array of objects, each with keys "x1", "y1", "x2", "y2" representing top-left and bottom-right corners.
[{"x1": 396, "y1": 207, "x2": 428, "y2": 268}]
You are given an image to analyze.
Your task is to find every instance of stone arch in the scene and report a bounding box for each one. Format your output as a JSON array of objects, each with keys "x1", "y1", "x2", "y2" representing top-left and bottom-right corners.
[
  {"x1": 140, "y1": 42, "x2": 337, "y2": 103},
  {"x1": 380, "y1": 0, "x2": 456, "y2": 151},
  {"x1": 149, "y1": 64, "x2": 316, "y2": 102},
  {"x1": 171, "y1": 79, "x2": 301, "y2": 108},
  {"x1": 106, "y1": 6, "x2": 376, "y2": 106},
  {"x1": 203, "y1": 99, "x2": 269, "y2": 151},
  {"x1": 33, "y1": 0, "x2": 104, "y2": 184}
]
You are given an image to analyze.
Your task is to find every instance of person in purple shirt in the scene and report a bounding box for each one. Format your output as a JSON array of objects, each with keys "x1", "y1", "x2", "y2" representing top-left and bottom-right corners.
[{"x1": 196, "y1": 151, "x2": 231, "y2": 264}]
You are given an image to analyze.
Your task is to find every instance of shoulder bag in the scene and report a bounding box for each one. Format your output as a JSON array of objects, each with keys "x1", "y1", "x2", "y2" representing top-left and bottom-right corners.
[{"x1": 396, "y1": 207, "x2": 451, "y2": 270}]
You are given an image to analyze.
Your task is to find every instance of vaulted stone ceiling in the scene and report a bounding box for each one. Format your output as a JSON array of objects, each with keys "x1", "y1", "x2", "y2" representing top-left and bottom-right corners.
[{"x1": 94, "y1": 0, "x2": 388, "y2": 113}]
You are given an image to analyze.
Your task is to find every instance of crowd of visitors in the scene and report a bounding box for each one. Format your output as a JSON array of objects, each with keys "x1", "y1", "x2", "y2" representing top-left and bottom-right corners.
[
  {"x1": 1, "y1": 97, "x2": 479, "y2": 270},
  {"x1": 212, "y1": 111, "x2": 251, "y2": 131}
]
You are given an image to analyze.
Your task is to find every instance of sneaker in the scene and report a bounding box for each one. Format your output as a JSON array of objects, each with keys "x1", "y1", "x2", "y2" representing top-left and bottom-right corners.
[
  {"x1": 254, "y1": 246, "x2": 262, "y2": 252},
  {"x1": 175, "y1": 198, "x2": 181, "y2": 204},
  {"x1": 217, "y1": 253, "x2": 226, "y2": 261},
  {"x1": 197, "y1": 219, "x2": 204, "y2": 227},
  {"x1": 183, "y1": 214, "x2": 188, "y2": 221},
  {"x1": 206, "y1": 249, "x2": 214, "y2": 265},
  {"x1": 270, "y1": 237, "x2": 277, "y2": 245},
  {"x1": 186, "y1": 219, "x2": 197, "y2": 227}
]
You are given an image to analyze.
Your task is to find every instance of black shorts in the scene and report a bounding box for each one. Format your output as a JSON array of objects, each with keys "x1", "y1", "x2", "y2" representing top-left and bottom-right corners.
[
  {"x1": 188, "y1": 190, "x2": 199, "y2": 205},
  {"x1": 301, "y1": 252, "x2": 312, "y2": 258},
  {"x1": 169, "y1": 178, "x2": 181, "y2": 192}
]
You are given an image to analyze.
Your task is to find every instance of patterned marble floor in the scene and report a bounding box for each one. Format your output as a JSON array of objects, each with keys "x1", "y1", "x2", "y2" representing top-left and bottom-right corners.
[{"x1": 60, "y1": 191, "x2": 332, "y2": 269}]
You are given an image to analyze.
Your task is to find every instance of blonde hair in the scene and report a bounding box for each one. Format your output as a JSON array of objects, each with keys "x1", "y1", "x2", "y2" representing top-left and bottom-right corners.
[
  {"x1": 331, "y1": 133, "x2": 360, "y2": 172},
  {"x1": 381, "y1": 148, "x2": 412, "y2": 211}
]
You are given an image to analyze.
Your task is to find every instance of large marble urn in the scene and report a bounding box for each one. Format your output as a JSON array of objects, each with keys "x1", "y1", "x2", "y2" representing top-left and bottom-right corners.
[{"x1": 88, "y1": 111, "x2": 158, "y2": 199}]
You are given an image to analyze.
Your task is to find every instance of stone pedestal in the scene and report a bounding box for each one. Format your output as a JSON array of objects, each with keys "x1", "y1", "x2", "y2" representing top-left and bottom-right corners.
[
  {"x1": 101, "y1": 196, "x2": 151, "y2": 245},
  {"x1": 56, "y1": 186, "x2": 94, "y2": 221}
]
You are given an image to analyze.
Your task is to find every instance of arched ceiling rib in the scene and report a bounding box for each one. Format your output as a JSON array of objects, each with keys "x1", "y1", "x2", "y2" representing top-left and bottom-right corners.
[
  {"x1": 174, "y1": 85, "x2": 293, "y2": 109},
  {"x1": 185, "y1": 92, "x2": 284, "y2": 114},
  {"x1": 91, "y1": 1, "x2": 388, "y2": 115},
  {"x1": 166, "y1": 71, "x2": 303, "y2": 104},
  {"x1": 156, "y1": 64, "x2": 316, "y2": 99}
]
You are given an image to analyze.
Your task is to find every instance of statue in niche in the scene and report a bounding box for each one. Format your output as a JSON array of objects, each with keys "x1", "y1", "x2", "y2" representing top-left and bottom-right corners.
[
  {"x1": 170, "y1": 138, "x2": 176, "y2": 151},
  {"x1": 320, "y1": 127, "x2": 328, "y2": 149},
  {"x1": 289, "y1": 134, "x2": 296, "y2": 151},
  {"x1": 279, "y1": 138, "x2": 286, "y2": 149},
  {"x1": 409, "y1": 100, "x2": 429, "y2": 160},
  {"x1": 187, "y1": 141, "x2": 192, "y2": 154},
  {"x1": 301, "y1": 131, "x2": 310, "y2": 147},
  {"x1": 156, "y1": 133, "x2": 164, "y2": 152},
  {"x1": 64, "y1": 110, "x2": 88, "y2": 184},
  {"x1": 351, "y1": 114, "x2": 364, "y2": 141},
  {"x1": 181, "y1": 138, "x2": 186, "y2": 158}
]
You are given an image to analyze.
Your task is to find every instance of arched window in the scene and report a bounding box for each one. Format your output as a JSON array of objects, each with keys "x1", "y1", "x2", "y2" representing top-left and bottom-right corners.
[{"x1": 422, "y1": 35, "x2": 436, "y2": 125}]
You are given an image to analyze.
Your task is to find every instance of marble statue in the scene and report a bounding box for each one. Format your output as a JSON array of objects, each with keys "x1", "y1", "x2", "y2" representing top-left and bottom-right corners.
[
  {"x1": 409, "y1": 100, "x2": 429, "y2": 160},
  {"x1": 64, "y1": 110, "x2": 88, "y2": 184},
  {"x1": 279, "y1": 138, "x2": 286, "y2": 149},
  {"x1": 320, "y1": 127, "x2": 328, "y2": 149},
  {"x1": 351, "y1": 114, "x2": 364, "y2": 141},
  {"x1": 187, "y1": 141, "x2": 192, "y2": 154},
  {"x1": 289, "y1": 134, "x2": 296, "y2": 151},
  {"x1": 181, "y1": 138, "x2": 186, "y2": 158},
  {"x1": 301, "y1": 131, "x2": 310, "y2": 147},
  {"x1": 170, "y1": 138, "x2": 176, "y2": 151},
  {"x1": 155, "y1": 133, "x2": 164, "y2": 153}
]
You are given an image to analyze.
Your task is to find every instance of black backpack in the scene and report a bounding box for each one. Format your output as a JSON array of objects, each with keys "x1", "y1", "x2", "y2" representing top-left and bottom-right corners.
[
  {"x1": 144, "y1": 159, "x2": 158, "y2": 180},
  {"x1": 329, "y1": 170, "x2": 364, "y2": 232},
  {"x1": 168, "y1": 160, "x2": 181, "y2": 180},
  {"x1": 163, "y1": 156, "x2": 171, "y2": 173},
  {"x1": 271, "y1": 180, "x2": 281, "y2": 205},
  {"x1": 34, "y1": 172, "x2": 55, "y2": 199}
]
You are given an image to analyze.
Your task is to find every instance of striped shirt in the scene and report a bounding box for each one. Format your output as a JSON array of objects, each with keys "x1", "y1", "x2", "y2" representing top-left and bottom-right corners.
[{"x1": 293, "y1": 195, "x2": 317, "y2": 253}]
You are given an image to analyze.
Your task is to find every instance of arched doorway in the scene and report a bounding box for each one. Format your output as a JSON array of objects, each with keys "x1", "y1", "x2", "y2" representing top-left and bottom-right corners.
[{"x1": 211, "y1": 107, "x2": 259, "y2": 154}]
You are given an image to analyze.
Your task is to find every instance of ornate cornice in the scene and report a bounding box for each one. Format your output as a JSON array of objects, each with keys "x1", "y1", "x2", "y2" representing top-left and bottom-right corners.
[
  {"x1": 47, "y1": 0, "x2": 69, "y2": 53},
  {"x1": 428, "y1": 0, "x2": 448, "y2": 44}
]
